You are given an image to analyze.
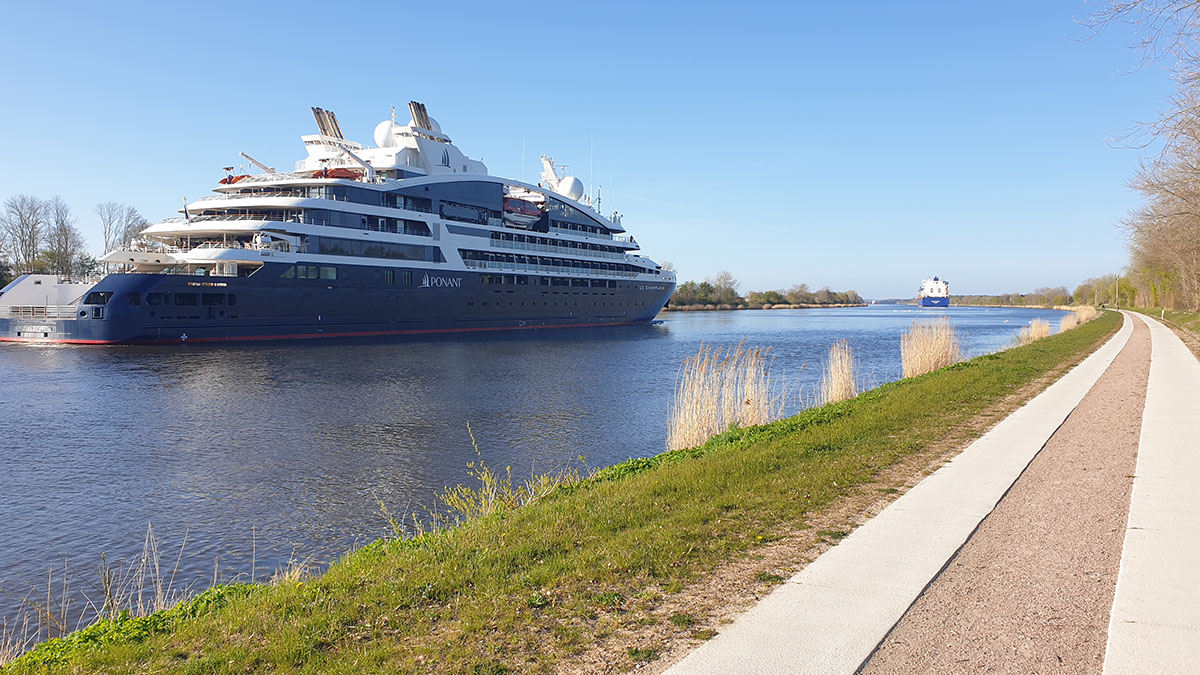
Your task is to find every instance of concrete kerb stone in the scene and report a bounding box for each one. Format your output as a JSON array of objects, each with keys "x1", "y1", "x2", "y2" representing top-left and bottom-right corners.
[
  {"x1": 1103, "y1": 312, "x2": 1200, "y2": 674},
  {"x1": 665, "y1": 312, "x2": 1133, "y2": 675}
]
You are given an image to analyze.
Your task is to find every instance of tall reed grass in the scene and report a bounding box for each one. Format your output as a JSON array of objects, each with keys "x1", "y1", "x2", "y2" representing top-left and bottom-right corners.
[
  {"x1": 1016, "y1": 318, "x2": 1052, "y2": 346},
  {"x1": 1060, "y1": 313, "x2": 1078, "y2": 332},
  {"x1": 1074, "y1": 306, "x2": 1099, "y2": 323},
  {"x1": 901, "y1": 317, "x2": 962, "y2": 378},
  {"x1": 666, "y1": 342, "x2": 785, "y2": 451},
  {"x1": 820, "y1": 339, "x2": 857, "y2": 405}
]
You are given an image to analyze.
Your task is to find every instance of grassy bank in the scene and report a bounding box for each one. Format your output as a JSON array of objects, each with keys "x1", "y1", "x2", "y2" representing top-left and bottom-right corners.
[
  {"x1": 1128, "y1": 307, "x2": 1200, "y2": 333},
  {"x1": 8, "y1": 312, "x2": 1121, "y2": 673}
]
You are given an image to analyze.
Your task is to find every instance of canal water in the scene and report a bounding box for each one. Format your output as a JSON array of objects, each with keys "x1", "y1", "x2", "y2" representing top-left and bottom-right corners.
[{"x1": 0, "y1": 305, "x2": 1068, "y2": 627}]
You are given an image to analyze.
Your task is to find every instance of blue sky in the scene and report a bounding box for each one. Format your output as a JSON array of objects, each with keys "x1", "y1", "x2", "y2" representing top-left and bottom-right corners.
[{"x1": 0, "y1": 1, "x2": 1172, "y2": 297}]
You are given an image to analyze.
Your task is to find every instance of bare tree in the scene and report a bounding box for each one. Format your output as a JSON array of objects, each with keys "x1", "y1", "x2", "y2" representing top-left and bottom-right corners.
[
  {"x1": 118, "y1": 205, "x2": 149, "y2": 248},
  {"x1": 94, "y1": 201, "x2": 123, "y2": 253},
  {"x1": 44, "y1": 196, "x2": 87, "y2": 278},
  {"x1": 0, "y1": 195, "x2": 46, "y2": 272}
]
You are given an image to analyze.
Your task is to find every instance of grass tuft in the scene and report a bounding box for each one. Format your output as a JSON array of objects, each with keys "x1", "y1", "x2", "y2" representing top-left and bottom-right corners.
[
  {"x1": 666, "y1": 341, "x2": 786, "y2": 450},
  {"x1": 820, "y1": 339, "x2": 857, "y2": 405},
  {"x1": 668, "y1": 612, "x2": 696, "y2": 627},
  {"x1": 1016, "y1": 318, "x2": 1052, "y2": 346},
  {"x1": 900, "y1": 317, "x2": 962, "y2": 378}
]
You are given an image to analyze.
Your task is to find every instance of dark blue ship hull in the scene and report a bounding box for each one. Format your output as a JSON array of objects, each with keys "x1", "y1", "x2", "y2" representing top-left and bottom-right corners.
[
  {"x1": 918, "y1": 296, "x2": 950, "y2": 307},
  {"x1": 0, "y1": 263, "x2": 676, "y2": 344}
]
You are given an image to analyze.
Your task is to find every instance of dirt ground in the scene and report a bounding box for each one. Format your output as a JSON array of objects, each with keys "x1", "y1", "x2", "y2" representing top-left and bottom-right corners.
[
  {"x1": 555, "y1": 323, "x2": 1119, "y2": 674},
  {"x1": 860, "y1": 315, "x2": 1150, "y2": 674}
]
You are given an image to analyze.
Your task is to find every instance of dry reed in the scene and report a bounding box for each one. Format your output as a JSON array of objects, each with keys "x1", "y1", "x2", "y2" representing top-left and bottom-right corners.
[
  {"x1": 1060, "y1": 313, "x2": 1078, "y2": 332},
  {"x1": 1074, "y1": 306, "x2": 1099, "y2": 323},
  {"x1": 1017, "y1": 318, "x2": 1052, "y2": 346},
  {"x1": 666, "y1": 341, "x2": 785, "y2": 450},
  {"x1": 820, "y1": 339, "x2": 857, "y2": 405},
  {"x1": 900, "y1": 318, "x2": 962, "y2": 378}
]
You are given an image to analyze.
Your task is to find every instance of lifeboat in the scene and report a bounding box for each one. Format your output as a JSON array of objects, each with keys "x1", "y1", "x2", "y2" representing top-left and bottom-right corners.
[
  {"x1": 218, "y1": 174, "x2": 250, "y2": 184},
  {"x1": 503, "y1": 198, "x2": 542, "y2": 227},
  {"x1": 310, "y1": 167, "x2": 363, "y2": 179}
]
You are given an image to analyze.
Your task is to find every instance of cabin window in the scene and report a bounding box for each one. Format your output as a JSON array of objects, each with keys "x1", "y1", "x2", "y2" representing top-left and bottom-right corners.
[
  {"x1": 385, "y1": 269, "x2": 395, "y2": 285},
  {"x1": 202, "y1": 293, "x2": 225, "y2": 306},
  {"x1": 84, "y1": 291, "x2": 113, "y2": 305},
  {"x1": 174, "y1": 293, "x2": 198, "y2": 306},
  {"x1": 147, "y1": 292, "x2": 169, "y2": 306},
  {"x1": 281, "y1": 266, "x2": 296, "y2": 279},
  {"x1": 319, "y1": 266, "x2": 337, "y2": 281},
  {"x1": 127, "y1": 293, "x2": 141, "y2": 306},
  {"x1": 403, "y1": 270, "x2": 413, "y2": 285}
]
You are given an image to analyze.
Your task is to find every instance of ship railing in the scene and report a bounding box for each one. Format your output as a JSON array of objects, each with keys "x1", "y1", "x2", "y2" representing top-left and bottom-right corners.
[
  {"x1": 463, "y1": 259, "x2": 640, "y2": 279},
  {"x1": 547, "y1": 227, "x2": 638, "y2": 246},
  {"x1": 489, "y1": 239, "x2": 628, "y2": 261},
  {"x1": 195, "y1": 191, "x2": 312, "y2": 202},
  {"x1": 6, "y1": 305, "x2": 78, "y2": 319}
]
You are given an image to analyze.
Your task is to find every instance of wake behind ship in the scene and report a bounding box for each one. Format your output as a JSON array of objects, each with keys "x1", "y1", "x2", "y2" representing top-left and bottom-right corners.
[{"x1": 0, "y1": 103, "x2": 675, "y2": 344}]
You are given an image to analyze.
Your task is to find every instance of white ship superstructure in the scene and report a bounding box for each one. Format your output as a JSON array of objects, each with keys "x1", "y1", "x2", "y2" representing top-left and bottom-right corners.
[
  {"x1": 917, "y1": 276, "x2": 950, "y2": 307},
  {"x1": 0, "y1": 103, "x2": 675, "y2": 343}
]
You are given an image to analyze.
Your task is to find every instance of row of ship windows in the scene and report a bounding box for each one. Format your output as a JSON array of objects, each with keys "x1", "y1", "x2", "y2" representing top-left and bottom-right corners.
[
  {"x1": 480, "y1": 274, "x2": 619, "y2": 288},
  {"x1": 461, "y1": 250, "x2": 646, "y2": 274},
  {"x1": 84, "y1": 291, "x2": 238, "y2": 307},
  {"x1": 490, "y1": 231, "x2": 624, "y2": 255},
  {"x1": 305, "y1": 235, "x2": 444, "y2": 262}
]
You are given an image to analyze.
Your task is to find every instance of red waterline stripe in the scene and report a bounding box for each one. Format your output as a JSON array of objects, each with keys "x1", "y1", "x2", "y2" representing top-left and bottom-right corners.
[{"x1": 0, "y1": 321, "x2": 648, "y2": 345}]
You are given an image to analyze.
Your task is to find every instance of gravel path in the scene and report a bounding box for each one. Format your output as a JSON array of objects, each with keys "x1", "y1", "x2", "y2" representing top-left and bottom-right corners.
[{"x1": 861, "y1": 316, "x2": 1151, "y2": 674}]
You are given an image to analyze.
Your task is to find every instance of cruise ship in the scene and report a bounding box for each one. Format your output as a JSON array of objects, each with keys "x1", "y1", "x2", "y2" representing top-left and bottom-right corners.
[
  {"x1": 917, "y1": 276, "x2": 950, "y2": 307},
  {"x1": 0, "y1": 103, "x2": 676, "y2": 344}
]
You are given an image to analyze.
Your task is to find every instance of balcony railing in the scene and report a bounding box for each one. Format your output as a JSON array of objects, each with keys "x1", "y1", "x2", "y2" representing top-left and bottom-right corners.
[
  {"x1": 6, "y1": 305, "x2": 78, "y2": 319},
  {"x1": 489, "y1": 238, "x2": 628, "y2": 261},
  {"x1": 463, "y1": 259, "x2": 640, "y2": 279}
]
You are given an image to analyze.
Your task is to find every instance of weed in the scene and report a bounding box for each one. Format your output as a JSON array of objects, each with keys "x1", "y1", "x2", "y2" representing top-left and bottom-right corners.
[
  {"x1": 593, "y1": 592, "x2": 625, "y2": 609},
  {"x1": 527, "y1": 592, "x2": 550, "y2": 609},
  {"x1": 628, "y1": 646, "x2": 659, "y2": 662},
  {"x1": 668, "y1": 612, "x2": 696, "y2": 627},
  {"x1": 754, "y1": 572, "x2": 785, "y2": 583},
  {"x1": 817, "y1": 529, "x2": 849, "y2": 541}
]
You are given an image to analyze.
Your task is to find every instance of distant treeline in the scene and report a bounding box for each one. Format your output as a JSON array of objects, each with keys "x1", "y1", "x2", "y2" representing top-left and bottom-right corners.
[
  {"x1": 952, "y1": 286, "x2": 1072, "y2": 307},
  {"x1": 667, "y1": 270, "x2": 864, "y2": 309}
]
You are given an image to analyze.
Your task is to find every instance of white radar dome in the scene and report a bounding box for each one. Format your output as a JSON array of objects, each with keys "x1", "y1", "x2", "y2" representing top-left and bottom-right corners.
[
  {"x1": 406, "y1": 116, "x2": 443, "y2": 134},
  {"x1": 557, "y1": 176, "x2": 585, "y2": 201},
  {"x1": 373, "y1": 120, "x2": 397, "y2": 148}
]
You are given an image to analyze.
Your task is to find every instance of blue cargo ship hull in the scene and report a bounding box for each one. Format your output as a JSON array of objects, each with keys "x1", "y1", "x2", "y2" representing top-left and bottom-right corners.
[
  {"x1": 918, "y1": 296, "x2": 950, "y2": 307},
  {"x1": 0, "y1": 264, "x2": 676, "y2": 344}
]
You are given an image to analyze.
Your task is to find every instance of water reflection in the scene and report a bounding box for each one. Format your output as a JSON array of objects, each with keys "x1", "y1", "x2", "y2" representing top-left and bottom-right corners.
[{"x1": 0, "y1": 305, "x2": 1069, "y2": 625}]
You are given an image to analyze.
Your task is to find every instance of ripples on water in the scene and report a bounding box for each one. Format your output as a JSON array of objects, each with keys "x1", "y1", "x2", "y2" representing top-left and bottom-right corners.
[{"x1": 0, "y1": 305, "x2": 1068, "y2": 625}]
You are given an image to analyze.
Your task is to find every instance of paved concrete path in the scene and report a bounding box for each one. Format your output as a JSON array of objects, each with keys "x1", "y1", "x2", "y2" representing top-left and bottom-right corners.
[
  {"x1": 1104, "y1": 313, "x2": 1200, "y2": 673},
  {"x1": 666, "y1": 314, "x2": 1135, "y2": 675}
]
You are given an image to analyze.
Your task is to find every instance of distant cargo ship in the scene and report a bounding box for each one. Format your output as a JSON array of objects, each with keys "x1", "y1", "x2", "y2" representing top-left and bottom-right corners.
[{"x1": 917, "y1": 277, "x2": 950, "y2": 307}]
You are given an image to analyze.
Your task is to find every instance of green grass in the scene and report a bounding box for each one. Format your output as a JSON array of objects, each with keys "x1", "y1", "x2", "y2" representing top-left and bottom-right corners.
[
  {"x1": 1128, "y1": 306, "x2": 1200, "y2": 334},
  {"x1": 7, "y1": 311, "x2": 1120, "y2": 674}
]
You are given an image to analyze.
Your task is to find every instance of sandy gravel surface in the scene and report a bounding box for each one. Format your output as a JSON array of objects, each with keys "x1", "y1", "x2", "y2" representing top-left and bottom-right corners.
[{"x1": 861, "y1": 316, "x2": 1151, "y2": 674}]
